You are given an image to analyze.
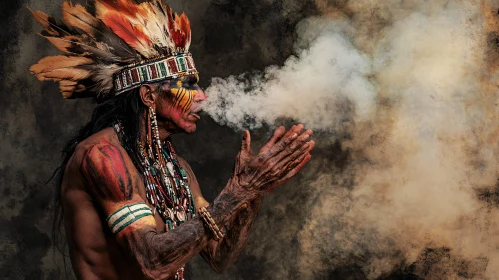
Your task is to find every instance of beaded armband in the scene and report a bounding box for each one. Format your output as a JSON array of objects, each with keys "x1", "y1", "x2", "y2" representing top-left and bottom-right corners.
[
  {"x1": 106, "y1": 203, "x2": 153, "y2": 235},
  {"x1": 198, "y1": 206, "x2": 224, "y2": 241}
]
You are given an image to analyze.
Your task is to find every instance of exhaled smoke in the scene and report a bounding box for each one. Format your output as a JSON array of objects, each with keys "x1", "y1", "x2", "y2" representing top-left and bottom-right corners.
[
  {"x1": 202, "y1": 19, "x2": 376, "y2": 131},
  {"x1": 204, "y1": 0, "x2": 499, "y2": 278}
]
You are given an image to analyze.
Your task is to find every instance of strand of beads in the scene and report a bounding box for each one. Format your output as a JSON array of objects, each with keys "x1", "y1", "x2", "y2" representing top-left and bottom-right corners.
[{"x1": 142, "y1": 107, "x2": 195, "y2": 230}]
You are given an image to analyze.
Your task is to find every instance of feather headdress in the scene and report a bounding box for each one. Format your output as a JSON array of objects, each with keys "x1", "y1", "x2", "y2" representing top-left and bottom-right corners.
[{"x1": 29, "y1": 0, "x2": 197, "y2": 100}]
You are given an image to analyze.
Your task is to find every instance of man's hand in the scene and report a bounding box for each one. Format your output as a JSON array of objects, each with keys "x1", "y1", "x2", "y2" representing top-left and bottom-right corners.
[
  {"x1": 203, "y1": 125, "x2": 314, "y2": 272},
  {"x1": 229, "y1": 124, "x2": 315, "y2": 202}
]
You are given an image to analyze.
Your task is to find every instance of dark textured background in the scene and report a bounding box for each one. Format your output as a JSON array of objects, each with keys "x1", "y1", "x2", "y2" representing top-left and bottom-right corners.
[{"x1": 0, "y1": 0, "x2": 472, "y2": 279}]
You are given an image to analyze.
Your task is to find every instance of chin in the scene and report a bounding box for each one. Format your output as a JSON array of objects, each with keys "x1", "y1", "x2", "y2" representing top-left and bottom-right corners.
[
  {"x1": 179, "y1": 123, "x2": 197, "y2": 134},
  {"x1": 183, "y1": 126, "x2": 197, "y2": 134},
  {"x1": 171, "y1": 115, "x2": 200, "y2": 134}
]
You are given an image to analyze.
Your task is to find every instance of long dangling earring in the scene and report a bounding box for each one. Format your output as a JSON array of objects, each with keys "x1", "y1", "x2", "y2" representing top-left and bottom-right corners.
[
  {"x1": 149, "y1": 106, "x2": 163, "y2": 160},
  {"x1": 145, "y1": 106, "x2": 152, "y2": 158}
]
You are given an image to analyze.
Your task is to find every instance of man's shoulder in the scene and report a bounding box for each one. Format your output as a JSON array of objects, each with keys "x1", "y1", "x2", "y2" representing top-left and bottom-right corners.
[
  {"x1": 70, "y1": 127, "x2": 127, "y2": 169},
  {"x1": 66, "y1": 127, "x2": 139, "y2": 198},
  {"x1": 62, "y1": 128, "x2": 127, "y2": 195}
]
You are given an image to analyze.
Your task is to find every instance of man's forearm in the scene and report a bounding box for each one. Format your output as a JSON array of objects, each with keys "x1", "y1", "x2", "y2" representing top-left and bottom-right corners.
[
  {"x1": 201, "y1": 196, "x2": 264, "y2": 272},
  {"x1": 120, "y1": 193, "x2": 244, "y2": 280}
]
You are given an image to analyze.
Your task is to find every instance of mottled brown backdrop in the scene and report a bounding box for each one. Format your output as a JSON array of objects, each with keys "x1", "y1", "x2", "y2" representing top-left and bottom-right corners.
[{"x1": 0, "y1": 0, "x2": 474, "y2": 279}]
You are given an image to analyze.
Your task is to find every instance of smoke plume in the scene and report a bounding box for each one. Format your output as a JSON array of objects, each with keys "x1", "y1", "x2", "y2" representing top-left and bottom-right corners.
[{"x1": 203, "y1": 0, "x2": 499, "y2": 278}]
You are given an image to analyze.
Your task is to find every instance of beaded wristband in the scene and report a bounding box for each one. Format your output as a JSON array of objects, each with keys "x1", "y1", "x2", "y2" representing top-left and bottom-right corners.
[{"x1": 199, "y1": 206, "x2": 224, "y2": 241}]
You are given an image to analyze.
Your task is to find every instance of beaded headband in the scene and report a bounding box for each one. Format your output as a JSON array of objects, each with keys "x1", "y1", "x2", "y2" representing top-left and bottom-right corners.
[{"x1": 113, "y1": 53, "x2": 198, "y2": 95}]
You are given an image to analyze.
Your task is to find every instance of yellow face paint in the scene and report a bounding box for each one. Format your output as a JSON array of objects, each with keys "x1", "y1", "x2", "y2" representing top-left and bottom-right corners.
[{"x1": 169, "y1": 75, "x2": 200, "y2": 111}]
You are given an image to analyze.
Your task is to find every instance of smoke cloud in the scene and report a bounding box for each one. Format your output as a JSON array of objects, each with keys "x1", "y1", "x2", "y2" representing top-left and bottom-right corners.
[
  {"x1": 203, "y1": 0, "x2": 499, "y2": 278},
  {"x1": 203, "y1": 20, "x2": 375, "y2": 130}
]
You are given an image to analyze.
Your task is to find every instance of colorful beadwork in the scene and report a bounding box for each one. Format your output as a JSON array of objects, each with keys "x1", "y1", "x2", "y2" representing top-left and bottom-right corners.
[
  {"x1": 113, "y1": 53, "x2": 198, "y2": 95},
  {"x1": 132, "y1": 108, "x2": 196, "y2": 231},
  {"x1": 113, "y1": 107, "x2": 196, "y2": 280}
]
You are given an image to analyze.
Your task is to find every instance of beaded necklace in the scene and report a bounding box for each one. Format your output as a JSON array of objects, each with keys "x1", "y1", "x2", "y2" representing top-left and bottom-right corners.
[
  {"x1": 137, "y1": 139, "x2": 196, "y2": 230},
  {"x1": 113, "y1": 120, "x2": 196, "y2": 231},
  {"x1": 113, "y1": 109, "x2": 196, "y2": 280}
]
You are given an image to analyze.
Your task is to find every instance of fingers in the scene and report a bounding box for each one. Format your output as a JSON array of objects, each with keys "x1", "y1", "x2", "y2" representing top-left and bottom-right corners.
[
  {"x1": 241, "y1": 130, "x2": 251, "y2": 154},
  {"x1": 288, "y1": 140, "x2": 314, "y2": 167},
  {"x1": 266, "y1": 124, "x2": 305, "y2": 155},
  {"x1": 289, "y1": 130, "x2": 313, "y2": 153},
  {"x1": 264, "y1": 138, "x2": 314, "y2": 191},
  {"x1": 271, "y1": 128, "x2": 313, "y2": 163},
  {"x1": 281, "y1": 124, "x2": 303, "y2": 140},
  {"x1": 269, "y1": 153, "x2": 313, "y2": 191},
  {"x1": 266, "y1": 139, "x2": 315, "y2": 180},
  {"x1": 278, "y1": 137, "x2": 313, "y2": 167},
  {"x1": 234, "y1": 125, "x2": 314, "y2": 195},
  {"x1": 254, "y1": 124, "x2": 312, "y2": 166},
  {"x1": 259, "y1": 126, "x2": 286, "y2": 154},
  {"x1": 235, "y1": 131, "x2": 252, "y2": 174}
]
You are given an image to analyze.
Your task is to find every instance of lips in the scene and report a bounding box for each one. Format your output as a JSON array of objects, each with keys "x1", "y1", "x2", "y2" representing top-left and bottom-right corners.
[
  {"x1": 190, "y1": 113, "x2": 201, "y2": 120},
  {"x1": 189, "y1": 102, "x2": 202, "y2": 120},
  {"x1": 190, "y1": 107, "x2": 202, "y2": 114},
  {"x1": 189, "y1": 107, "x2": 201, "y2": 120}
]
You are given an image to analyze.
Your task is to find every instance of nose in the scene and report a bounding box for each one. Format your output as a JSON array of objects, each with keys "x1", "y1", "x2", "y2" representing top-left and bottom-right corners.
[{"x1": 194, "y1": 88, "x2": 207, "y2": 102}]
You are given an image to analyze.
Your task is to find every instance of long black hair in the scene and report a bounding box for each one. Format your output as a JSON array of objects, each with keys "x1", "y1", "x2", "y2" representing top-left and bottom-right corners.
[{"x1": 52, "y1": 87, "x2": 145, "y2": 253}]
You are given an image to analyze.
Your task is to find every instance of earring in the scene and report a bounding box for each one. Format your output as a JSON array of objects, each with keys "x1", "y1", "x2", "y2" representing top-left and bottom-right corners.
[
  {"x1": 149, "y1": 106, "x2": 162, "y2": 157},
  {"x1": 144, "y1": 107, "x2": 152, "y2": 159}
]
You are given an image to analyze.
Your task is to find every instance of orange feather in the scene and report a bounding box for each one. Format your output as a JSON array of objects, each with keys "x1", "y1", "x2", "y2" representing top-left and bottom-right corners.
[
  {"x1": 97, "y1": 0, "x2": 147, "y2": 18},
  {"x1": 30, "y1": 55, "x2": 93, "y2": 81},
  {"x1": 100, "y1": 10, "x2": 152, "y2": 56},
  {"x1": 44, "y1": 35, "x2": 75, "y2": 54},
  {"x1": 61, "y1": 2, "x2": 99, "y2": 37},
  {"x1": 30, "y1": 55, "x2": 93, "y2": 98},
  {"x1": 177, "y1": 13, "x2": 191, "y2": 46},
  {"x1": 28, "y1": 7, "x2": 72, "y2": 37},
  {"x1": 41, "y1": 34, "x2": 119, "y2": 62},
  {"x1": 29, "y1": 8, "x2": 55, "y2": 35},
  {"x1": 59, "y1": 80, "x2": 80, "y2": 98},
  {"x1": 167, "y1": 11, "x2": 190, "y2": 50}
]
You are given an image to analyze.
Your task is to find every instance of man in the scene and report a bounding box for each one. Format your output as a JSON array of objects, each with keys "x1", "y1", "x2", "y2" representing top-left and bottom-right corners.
[{"x1": 30, "y1": 1, "x2": 315, "y2": 279}]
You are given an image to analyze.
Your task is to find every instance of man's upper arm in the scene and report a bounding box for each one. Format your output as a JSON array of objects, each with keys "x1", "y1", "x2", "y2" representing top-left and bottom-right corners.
[{"x1": 78, "y1": 140, "x2": 156, "y2": 236}]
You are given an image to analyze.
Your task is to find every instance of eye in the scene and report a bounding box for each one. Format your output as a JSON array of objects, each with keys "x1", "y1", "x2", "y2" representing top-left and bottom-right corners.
[{"x1": 184, "y1": 74, "x2": 199, "y2": 85}]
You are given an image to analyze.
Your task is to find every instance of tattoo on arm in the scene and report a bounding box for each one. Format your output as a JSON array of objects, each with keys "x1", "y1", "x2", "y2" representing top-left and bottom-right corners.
[
  {"x1": 176, "y1": 157, "x2": 263, "y2": 273},
  {"x1": 201, "y1": 197, "x2": 263, "y2": 273},
  {"x1": 123, "y1": 201, "x2": 245, "y2": 279}
]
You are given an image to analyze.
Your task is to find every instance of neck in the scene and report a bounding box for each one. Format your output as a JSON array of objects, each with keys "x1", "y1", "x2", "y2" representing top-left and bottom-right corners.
[{"x1": 138, "y1": 110, "x2": 174, "y2": 145}]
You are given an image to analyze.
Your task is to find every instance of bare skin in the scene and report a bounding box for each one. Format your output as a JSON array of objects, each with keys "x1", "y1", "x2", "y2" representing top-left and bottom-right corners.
[{"x1": 61, "y1": 76, "x2": 315, "y2": 279}]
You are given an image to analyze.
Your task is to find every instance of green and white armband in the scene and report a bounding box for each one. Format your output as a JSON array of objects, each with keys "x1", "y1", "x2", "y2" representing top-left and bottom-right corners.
[{"x1": 106, "y1": 202, "x2": 153, "y2": 234}]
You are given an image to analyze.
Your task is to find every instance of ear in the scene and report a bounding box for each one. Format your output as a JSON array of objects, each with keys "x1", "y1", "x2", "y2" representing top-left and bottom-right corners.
[{"x1": 139, "y1": 84, "x2": 158, "y2": 108}]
